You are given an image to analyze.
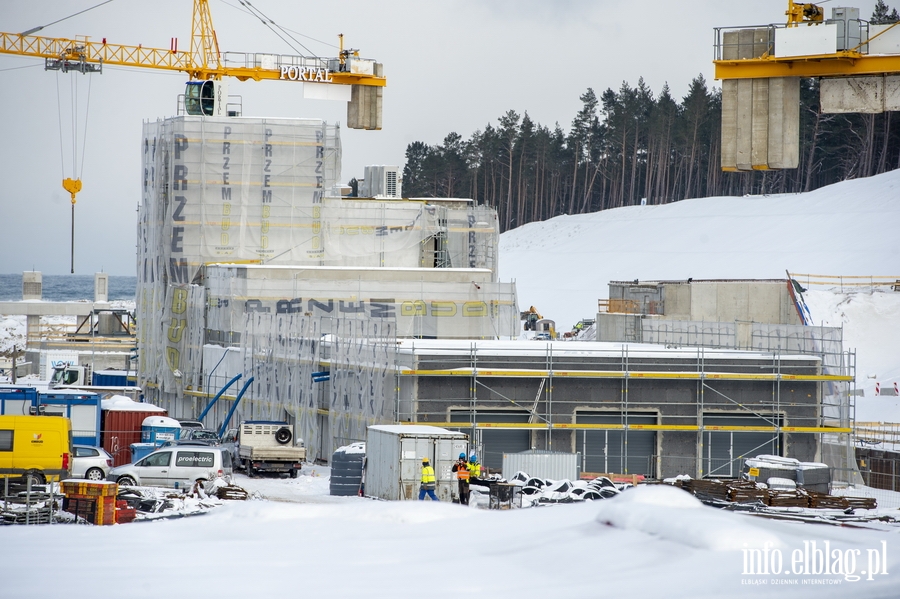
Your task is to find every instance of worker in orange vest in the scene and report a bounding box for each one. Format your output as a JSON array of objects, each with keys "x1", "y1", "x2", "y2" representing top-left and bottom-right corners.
[{"x1": 451, "y1": 452, "x2": 470, "y2": 505}]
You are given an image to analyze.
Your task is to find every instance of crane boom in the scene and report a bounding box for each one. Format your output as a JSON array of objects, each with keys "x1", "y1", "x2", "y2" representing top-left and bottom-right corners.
[
  {"x1": 0, "y1": 0, "x2": 386, "y2": 85},
  {"x1": 0, "y1": 32, "x2": 386, "y2": 86}
]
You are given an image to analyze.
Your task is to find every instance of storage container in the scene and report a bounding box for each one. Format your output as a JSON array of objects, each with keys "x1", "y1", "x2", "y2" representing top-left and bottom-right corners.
[
  {"x1": 502, "y1": 450, "x2": 580, "y2": 481},
  {"x1": 365, "y1": 425, "x2": 468, "y2": 501},
  {"x1": 101, "y1": 404, "x2": 167, "y2": 466}
]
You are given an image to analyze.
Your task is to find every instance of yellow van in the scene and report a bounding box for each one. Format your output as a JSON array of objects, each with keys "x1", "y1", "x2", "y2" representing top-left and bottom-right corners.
[{"x1": 0, "y1": 415, "x2": 72, "y2": 485}]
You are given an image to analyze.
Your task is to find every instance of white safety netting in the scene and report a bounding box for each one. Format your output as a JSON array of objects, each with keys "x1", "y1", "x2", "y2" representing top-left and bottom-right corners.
[{"x1": 239, "y1": 313, "x2": 397, "y2": 461}]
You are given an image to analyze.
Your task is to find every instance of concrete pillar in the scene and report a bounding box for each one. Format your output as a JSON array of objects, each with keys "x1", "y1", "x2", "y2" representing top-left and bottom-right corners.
[
  {"x1": 347, "y1": 64, "x2": 384, "y2": 131},
  {"x1": 95, "y1": 272, "x2": 109, "y2": 303},
  {"x1": 720, "y1": 29, "x2": 799, "y2": 171},
  {"x1": 768, "y1": 77, "x2": 800, "y2": 169},
  {"x1": 751, "y1": 78, "x2": 770, "y2": 169},
  {"x1": 22, "y1": 271, "x2": 41, "y2": 300},
  {"x1": 735, "y1": 79, "x2": 754, "y2": 171}
]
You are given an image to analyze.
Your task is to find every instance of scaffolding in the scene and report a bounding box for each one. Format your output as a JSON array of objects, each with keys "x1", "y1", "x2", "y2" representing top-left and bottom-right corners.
[{"x1": 393, "y1": 342, "x2": 858, "y2": 483}]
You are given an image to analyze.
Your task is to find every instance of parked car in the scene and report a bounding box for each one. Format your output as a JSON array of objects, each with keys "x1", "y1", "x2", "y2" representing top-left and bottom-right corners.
[
  {"x1": 179, "y1": 428, "x2": 220, "y2": 442},
  {"x1": 108, "y1": 446, "x2": 233, "y2": 489},
  {"x1": 71, "y1": 445, "x2": 114, "y2": 481}
]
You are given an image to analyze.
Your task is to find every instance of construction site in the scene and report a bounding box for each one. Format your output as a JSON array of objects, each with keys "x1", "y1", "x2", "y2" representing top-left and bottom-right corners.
[{"x1": 1, "y1": 0, "x2": 897, "y2": 493}]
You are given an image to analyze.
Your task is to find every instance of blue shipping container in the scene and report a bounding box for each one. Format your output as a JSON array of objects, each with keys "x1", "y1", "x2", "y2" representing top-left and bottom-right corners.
[{"x1": 38, "y1": 390, "x2": 102, "y2": 446}]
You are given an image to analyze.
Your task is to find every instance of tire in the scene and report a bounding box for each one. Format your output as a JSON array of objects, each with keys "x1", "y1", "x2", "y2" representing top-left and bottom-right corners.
[
  {"x1": 290, "y1": 468, "x2": 299, "y2": 479},
  {"x1": 85, "y1": 468, "x2": 104, "y2": 481},
  {"x1": 274, "y1": 427, "x2": 292, "y2": 445},
  {"x1": 117, "y1": 475, "x2": 137, "y2": 487},
  {"x1": 23, "y1": 471, "x2": 45, "y2": 488}
]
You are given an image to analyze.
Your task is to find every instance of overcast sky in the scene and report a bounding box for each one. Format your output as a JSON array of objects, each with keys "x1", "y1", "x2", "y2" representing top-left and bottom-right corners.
[{"x1": 0, "y1": 0, "x2": 884, "y2": 275}]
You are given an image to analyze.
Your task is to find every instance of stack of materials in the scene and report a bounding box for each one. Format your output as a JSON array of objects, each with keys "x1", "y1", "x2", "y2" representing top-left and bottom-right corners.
[
  {"x1": 330, "y1": 442, "x2": 366, "y2": 497},
  {"x1": 743, "y1": 455, "x2": 831, "y2": 494},
  {"x1": 768, "y1": 490, "x2": 811, "y2": 507},
  {"x1": 844, "y1": 496, "x2": 878, "y2": 510},
  {"x1": 62, "y1": 481, "x2": 118, "y2": 525},
  {"x1": 681, "y1": 479, "x2": 731, "y2": 503},
  {"x1": 806, "y1": 491, "x2": 850, "y2": 509},
  {"x1": 726, "y1": 479, "x2": 769, "y2": 503},
  {"x1": 115, "y1": 499, "x2": 137, "y2": 523}
]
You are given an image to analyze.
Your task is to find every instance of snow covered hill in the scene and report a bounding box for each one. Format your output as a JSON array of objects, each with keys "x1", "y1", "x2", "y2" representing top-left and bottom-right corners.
[{"x1": 499, "y1": 170, "x2": 900, "y2": 421}]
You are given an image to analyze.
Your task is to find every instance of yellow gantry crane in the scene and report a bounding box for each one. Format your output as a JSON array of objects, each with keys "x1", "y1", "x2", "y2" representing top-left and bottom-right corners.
[
  {"x1": 713, "y1": 1, "x2": 900, "y2": 172},
  {"x1": 714, "y1": 1, "x2": 900, "y2": 80},
  {"x1": 1, "y1": 0, "x2": 385, "y2": 271}
]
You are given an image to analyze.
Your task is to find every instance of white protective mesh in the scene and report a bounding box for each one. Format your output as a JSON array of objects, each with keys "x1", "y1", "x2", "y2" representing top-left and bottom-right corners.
[{"x1": 239, "y1": 313, "x2": 397, "y2": 461}]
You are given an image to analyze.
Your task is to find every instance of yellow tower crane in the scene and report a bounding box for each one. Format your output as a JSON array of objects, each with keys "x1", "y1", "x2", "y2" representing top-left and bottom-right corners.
[{"x1": 0, "y1": 0, "x2": 386, "y2": 269}]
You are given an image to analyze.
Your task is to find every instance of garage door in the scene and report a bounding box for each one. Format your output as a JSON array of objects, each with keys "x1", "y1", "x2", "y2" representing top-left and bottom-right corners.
[
  {"x1": 449, "y1": 410, "x2": 530, "y2": 471},
  {"x1": 703, "y1": 413, "x2": 782, "y2": 478},
  {"x1": 576, "y1": 412, "x2": 657, "y2": 477}
]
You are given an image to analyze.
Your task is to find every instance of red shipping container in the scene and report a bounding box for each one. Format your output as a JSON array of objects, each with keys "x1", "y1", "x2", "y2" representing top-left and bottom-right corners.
[{"x1": 102, "y1": 409, "x2": 168, "y2": 466}]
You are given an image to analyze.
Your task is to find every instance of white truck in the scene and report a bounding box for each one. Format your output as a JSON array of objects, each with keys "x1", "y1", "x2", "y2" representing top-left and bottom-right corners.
[{"x1": 238, "y1": 421, "x2": 306, "y2": 478}]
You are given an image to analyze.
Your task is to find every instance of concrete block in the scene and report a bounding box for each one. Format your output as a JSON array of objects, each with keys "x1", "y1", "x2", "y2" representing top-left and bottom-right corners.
[
  {"x1": 886, "y1": 75, "x2": 900, "y2": 112},
  {"x1": 767, "y1": 77, "x2": 800, "y2": 169},
  {"x1": 748, "y1": 283, "x2": 784, "y2": 323},
  {"x1": 820, "y1": 76, "x2": 885, "y2": 113},
  {"x1": 722, "y1": 30, "x2": 739, "y2": 61},
  {"x1": 751, "y1": 79, "x2": 770, "y2": 168},
  {"x1": 735, "y1": 79, "x2": 754, "y2": 171},
  {"x1": 721, "y1": 79, "x2": 738, "y2": 170},
  {"x1": 690, "y1": 283, "x2": 719, "y2": 322}
]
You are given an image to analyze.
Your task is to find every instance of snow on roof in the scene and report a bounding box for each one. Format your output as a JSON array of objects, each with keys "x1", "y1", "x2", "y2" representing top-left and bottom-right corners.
[
  {"x1": 101, "y1": 395, "x2": 165, "y2": 412},
  {"x1": 368, "y1": 424, "x2": 465, "y2": 437}
]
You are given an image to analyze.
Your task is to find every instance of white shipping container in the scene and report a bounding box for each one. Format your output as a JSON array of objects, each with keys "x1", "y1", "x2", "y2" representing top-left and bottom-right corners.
[
  {"x1": 365, "y1": 425, "x2": 468, "y2": 501},
  {"x1": 502, "y1": 450, "x2": 580, "y2": 482}
]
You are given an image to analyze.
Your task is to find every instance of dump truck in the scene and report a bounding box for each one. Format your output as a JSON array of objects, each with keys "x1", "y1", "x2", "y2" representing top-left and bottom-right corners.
[{"x1": 238, "y1": 421, "x2": 306, "y2": 478}]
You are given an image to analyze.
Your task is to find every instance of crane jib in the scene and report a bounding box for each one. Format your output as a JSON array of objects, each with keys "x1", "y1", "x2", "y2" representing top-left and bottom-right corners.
[{"x1": 279, "y1": 66, "x2": 333, "y2": 83}]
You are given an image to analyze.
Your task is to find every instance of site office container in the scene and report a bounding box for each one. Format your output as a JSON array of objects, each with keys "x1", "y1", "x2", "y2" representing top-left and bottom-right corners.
[
  {"x1": 365, "y1": 425, "x2": 468, "y2": 501},
  {"x1": 38, "y1": 390, "x2": 102, "y2": 447},
  {"x1": 0, "y1": 386, "x2": 38, "y2": 416},
  {"x1": 102, "y1": 409, "x2": 168, "y2": 466},
  {"x1": 0, "y1": 415, "x2": 72, "y2": 483}
]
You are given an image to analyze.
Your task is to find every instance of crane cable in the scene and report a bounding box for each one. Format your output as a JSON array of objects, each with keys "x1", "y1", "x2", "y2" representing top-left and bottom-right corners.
[{"x1": 55, "y1": 67, "x2": 94, "y2": 273}]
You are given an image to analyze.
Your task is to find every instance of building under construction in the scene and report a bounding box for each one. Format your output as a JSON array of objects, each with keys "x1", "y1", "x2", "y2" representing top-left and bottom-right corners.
[{"x1": 135, "y1": 117, "x2": 856, "y2": 482}]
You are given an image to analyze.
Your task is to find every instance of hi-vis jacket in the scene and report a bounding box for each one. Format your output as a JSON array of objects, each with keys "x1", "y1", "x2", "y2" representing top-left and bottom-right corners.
[
  {"x1": 467, "y1": 461, "x2": 481, "y2": 478},
  {"x1": 453, "y1": 461, "x2": 470, "y2": 481},
  {"x1": 421, "y1": 465, "x2": 436, "y2": 485}
]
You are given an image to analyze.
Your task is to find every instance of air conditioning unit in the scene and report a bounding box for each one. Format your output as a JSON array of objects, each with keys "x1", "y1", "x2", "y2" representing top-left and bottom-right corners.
[{"x1": 361, "y1": 165, "x2": 401, "y2": 199}]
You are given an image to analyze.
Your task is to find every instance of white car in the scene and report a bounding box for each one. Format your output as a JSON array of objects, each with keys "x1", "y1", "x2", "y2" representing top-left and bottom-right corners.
[
  {"x1": 108, "y1": 446, "x2": 233, "y2": 489},
  {"x1": 71, "y1": 445, "x2": 114, "y2": 481}
]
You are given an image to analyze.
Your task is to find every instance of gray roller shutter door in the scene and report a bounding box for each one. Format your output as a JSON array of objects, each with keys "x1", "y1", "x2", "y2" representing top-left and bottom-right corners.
[
  {"x1": 576, "y1": 412, "x2": 657, "y2": 476},
  {"x1": 703, "y1": 413, "x2": 782, "y2": 478},
  {"x1": 450, "y1": 410, "x2": 530, "y2": 471}
]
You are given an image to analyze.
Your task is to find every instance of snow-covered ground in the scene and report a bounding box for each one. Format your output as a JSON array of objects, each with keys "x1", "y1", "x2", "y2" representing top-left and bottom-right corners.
[
  {"x1": 2, "y1": 476, "x2": 898, "y2": 598},
  {"x1": 500, "y1": 170, "x2": 900, "y2": 422}
]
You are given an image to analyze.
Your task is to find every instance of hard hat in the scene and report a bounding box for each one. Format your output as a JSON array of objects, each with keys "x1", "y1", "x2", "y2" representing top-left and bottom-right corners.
[
  {"x1": 459, "y1": 453, "x2": 466, "y2": 459},
  {"x1": 470, "y1": 454, "x2": 477, "y2": 461},
  {"x1": 422, "y1": 457, "x2": 430, "y2": 464}
]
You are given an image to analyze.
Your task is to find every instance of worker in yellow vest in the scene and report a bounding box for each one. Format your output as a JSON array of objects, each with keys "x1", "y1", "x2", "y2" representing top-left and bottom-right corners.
[
  {"x1": 467, "y1": 453, "x2": 487, "y2": 488},
  {"x1": 452, "y1": 452, "x2": 470, "y2": 505},
  {"x1": 419, "y1": 457, "x2": 438, "y2": 500}
]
